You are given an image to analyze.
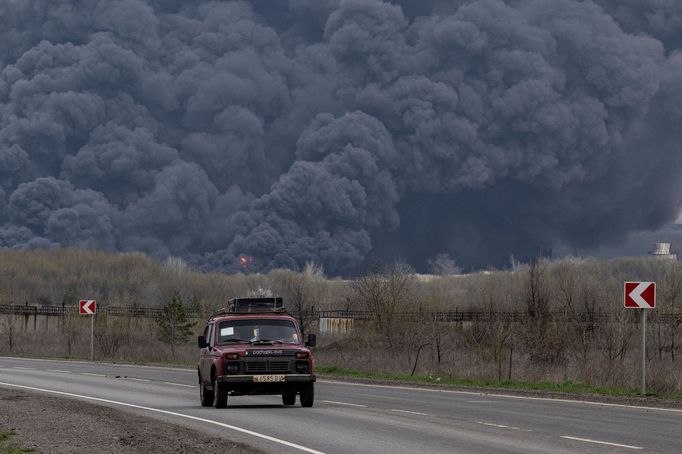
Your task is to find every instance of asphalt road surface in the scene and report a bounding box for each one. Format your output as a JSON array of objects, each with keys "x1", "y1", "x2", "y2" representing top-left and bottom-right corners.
[{"x1": 1, "y1": 357, "x2": 681, "y2": 453}]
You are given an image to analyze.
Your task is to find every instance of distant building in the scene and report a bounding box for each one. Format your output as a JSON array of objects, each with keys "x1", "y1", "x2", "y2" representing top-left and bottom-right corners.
[{"x1": 649, "y1": 243, "x2": 677, "y2": 261}]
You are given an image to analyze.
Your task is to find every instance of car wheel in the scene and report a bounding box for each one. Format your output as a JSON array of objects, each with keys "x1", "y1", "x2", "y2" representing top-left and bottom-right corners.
[
  {"x1": 300, "y1": 383, "x2": 314, "y2": 408},
  {"x1": 282, "y1": 392, "x2": 296, "y2": 406},
  {"x1": 213, "y1": 376, "x2": 228, "y2": 408},
  {"x1": 200, "y1": 378, "x2": 214, "y2": 407}
]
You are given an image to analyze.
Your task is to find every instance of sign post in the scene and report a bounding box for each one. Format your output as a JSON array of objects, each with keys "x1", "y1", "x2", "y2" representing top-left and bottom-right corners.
[
  {"x1": 79, "y1": 300, "x2": 97, "y2": 361},
  {"x1": 624, "y1": 282, "x2": 655, "y2": 396},
  {"x1": 640, "y1": 309, "x2": 646, "y2": 396}
]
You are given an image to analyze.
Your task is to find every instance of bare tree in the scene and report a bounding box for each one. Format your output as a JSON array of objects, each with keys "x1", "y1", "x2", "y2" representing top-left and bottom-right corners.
[
  {"x1": 521, "y1": 258, "x2": 569, "y2": 364},
  {"x1": 597, "y1": 309, "x2": 633, "y2": 362},
  {"x1": 660, "y1": 263, "x2": 682, "y2": 361},
  {"x1": 274, "y1": 264, "x2": 323, "y2": 338},
  {"x1": 0, "y1": 315, "x2": 18, "y2": 352},
  {"x1": 62, "y1": 309, "x2": 81, "y2": 357},
  {"x1": 467, "y1": 274, "x2": 515, "y2": 380},
  {"x1": 95, "y1": 314, "x2": 125, "y2": 359},
  {"x1": 352, "y1": 262, "x2": 415, "y2": 347},
  {"x1": 0, "y1": 268, "x2": 20, "y2": 353},
  {"x1": 524, "y1": 258, "x2": 550, "y2": 319}
]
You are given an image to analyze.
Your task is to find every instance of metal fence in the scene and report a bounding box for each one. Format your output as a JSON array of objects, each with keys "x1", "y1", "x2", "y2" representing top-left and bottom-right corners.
[
  {"x1": 1, "y1": 304, "x2": 680, "y2": 324},
  {"x1": 319, "y1": 309, "x2": 681, "y2": 323},
  {"x1": 0, "y1": 304, "x2": 174, "y2": 318}
]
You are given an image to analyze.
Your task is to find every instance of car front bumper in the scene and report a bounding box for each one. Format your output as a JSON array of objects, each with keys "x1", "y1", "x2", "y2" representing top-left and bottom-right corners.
[{"x1": 217, "y1": 374, "x2": 316, "y2": 384}]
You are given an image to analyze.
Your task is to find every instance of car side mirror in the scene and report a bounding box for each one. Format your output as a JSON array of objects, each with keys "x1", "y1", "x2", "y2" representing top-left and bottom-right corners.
[
  {"x1": 198, "y1": 335, "x2": 207, "y2": 349},
  {"x1": 305, "y1": 333, "x2": 317, "y2": 348}
]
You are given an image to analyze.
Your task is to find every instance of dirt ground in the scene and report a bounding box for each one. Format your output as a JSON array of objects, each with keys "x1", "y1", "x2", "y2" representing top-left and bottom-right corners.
[{"x1": 0, "y1": 388, "x2": 264, "y2": 454}]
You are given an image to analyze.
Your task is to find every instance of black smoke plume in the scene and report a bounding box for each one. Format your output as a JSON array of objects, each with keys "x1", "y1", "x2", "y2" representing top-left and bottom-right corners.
[{"x1": 2, "y1": 0, "x2": 682, "y2": 274}]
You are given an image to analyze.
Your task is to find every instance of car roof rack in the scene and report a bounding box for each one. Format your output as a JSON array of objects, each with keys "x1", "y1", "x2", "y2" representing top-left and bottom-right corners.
[{"x1": 211, "y1": 297, "x2": 286, "y2": 317}]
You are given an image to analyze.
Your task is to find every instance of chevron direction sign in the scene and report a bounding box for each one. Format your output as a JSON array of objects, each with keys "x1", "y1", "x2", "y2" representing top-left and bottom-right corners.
[
  {"x1": 79, "y1": 300, "x2": 97, "y2": 315},
  {"x1": 624, "y1": 282, "x2": 656, "y2": 309}
]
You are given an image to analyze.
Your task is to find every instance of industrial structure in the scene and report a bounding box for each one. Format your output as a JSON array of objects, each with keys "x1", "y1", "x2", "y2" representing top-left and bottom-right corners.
[{"x1": 649, "y1": 242, "x2": 677, "y2": 260}]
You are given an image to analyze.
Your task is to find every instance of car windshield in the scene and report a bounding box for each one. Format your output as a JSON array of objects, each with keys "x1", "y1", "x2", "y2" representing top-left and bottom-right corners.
[{"x1": 217, "y1": 319, "x2": 300, "y2": 345}]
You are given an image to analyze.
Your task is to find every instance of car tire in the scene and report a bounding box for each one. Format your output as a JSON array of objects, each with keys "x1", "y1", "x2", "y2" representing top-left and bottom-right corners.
[
  {"x1": 282, "y1": 392, "x2": 296, "y2": 406},
  {"x1": 213, "y1": 376, "x2": 228, "y2": 408},
  {"x1": 300, "y1": 383, "x2": 314, "y2": 408},
  {"x1": 200, "y1": 378, "x2": 214, "y2": 407}
]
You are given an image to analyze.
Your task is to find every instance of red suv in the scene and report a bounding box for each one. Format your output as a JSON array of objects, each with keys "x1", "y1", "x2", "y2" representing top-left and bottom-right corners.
[{"x1": 197, "y1": 297, "x2": 316, "y2": 408}]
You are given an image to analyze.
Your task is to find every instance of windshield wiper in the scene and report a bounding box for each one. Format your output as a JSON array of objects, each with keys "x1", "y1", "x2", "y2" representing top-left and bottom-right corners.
[
  {"x1": 222, "y1": 338, "x2": 246, "y2": 343},
  {"x1": 249, "y1": 339, "x2": 283, "y2": 345}
]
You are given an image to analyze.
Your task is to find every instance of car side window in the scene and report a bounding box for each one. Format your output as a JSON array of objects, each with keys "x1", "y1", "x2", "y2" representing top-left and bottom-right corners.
[{"x1": 207, "y1": 323, "x2": 214, "y2": 348}]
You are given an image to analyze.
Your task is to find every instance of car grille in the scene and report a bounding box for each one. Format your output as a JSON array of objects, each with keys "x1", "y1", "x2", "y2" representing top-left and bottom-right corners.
[
  {"x1": 245, "y1": 360, "x2": 291, "y2": 374},
  {"x1": 269, "y1": 361, "x2": 289, "y2": 372}
]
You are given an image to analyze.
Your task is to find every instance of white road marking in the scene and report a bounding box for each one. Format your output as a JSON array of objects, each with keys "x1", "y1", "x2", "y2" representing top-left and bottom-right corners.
[
  {"x1": 130, "y1": 378, "x2": 150, "y2": 382},
  {"x1": 82, "y1": 373, "x2": 106, "y2": 377},
  {"x1": 0, "y1": 381, "x2": 326, "y2": 454},
  {"x1": 477, "y1": 421, "x2": 529, "y2": 432},
  {"x1": 47, "y1": 370, "x2": 71, "y2": 374},
  {"x1": 319, "y1": 380, "x2": 682, "y2": 414},
  {"x1": 4, "y1": 358, "x2": 680, "y2": 414},
  {"x1": 468, "y1": 400, "x2": 495, "y2": 403},
  {"x1": 561, "y1": 436, "x2": 643, "y2": 450},
  {"x1": 163, "y1": 382, "x2": 194, "y2": 388},
  {"x1": 321, "y1": 400, "x2": 366, "y2": 408},
  {"x1": 391, "y1": 409, "x2": 429, "y2": 416},
  {"x1": 0, "y1": 356, "x2": 195, "y2": 373},
  {"x1": 12, "y1": 367, "x2": 34, "y2": 370}
]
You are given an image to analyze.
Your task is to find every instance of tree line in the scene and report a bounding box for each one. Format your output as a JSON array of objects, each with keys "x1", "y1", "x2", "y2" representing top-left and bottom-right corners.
[{"x1": 1, "y1": 248, "x2": 681, "y2": 392}]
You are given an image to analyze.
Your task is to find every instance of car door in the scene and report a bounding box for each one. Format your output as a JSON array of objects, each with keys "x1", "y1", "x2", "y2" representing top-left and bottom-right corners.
[{"x1": 199, "y1": 323, "x2": 213, "y2": 382}]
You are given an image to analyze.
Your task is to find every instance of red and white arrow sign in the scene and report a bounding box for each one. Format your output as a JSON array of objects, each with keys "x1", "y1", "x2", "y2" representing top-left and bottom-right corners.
[
  {"x1": 79, "y1": 300, "x2": 97, "y2": 315},
  {"x1": 624, "y1": 282, "x2": 655, "y2": 309}
]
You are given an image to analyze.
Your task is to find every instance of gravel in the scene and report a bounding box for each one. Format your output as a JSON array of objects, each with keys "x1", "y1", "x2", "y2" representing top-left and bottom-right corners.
[{"x1": 0, "y1": 388, "x2": 264, "y2": 454}]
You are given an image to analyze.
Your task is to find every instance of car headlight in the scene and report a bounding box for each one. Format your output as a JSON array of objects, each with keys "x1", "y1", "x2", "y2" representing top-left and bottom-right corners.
[
  {"x1": 225, "y1": 361, "x2": 240, "y2": 374},
  {"x1": 295, "y1": 360, "x2": 309, "y2": 373}
]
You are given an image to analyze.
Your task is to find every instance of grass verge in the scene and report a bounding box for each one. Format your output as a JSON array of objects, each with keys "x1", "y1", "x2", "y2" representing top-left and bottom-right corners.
[
  {"x1": 316, "y1": 366, "x2": 682, "y2": 401},
  {"x1": 0, "y1": 431, "x2": 35, "y2": 454}
]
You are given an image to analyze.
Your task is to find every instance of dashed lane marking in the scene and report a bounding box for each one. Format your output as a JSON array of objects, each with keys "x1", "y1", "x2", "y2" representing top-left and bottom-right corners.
[
  {"x1": 391, "y1": 409, "x2": 429, "y2": 416},
  {"x1": 0, "y1": 381, "x2": 326, "y2": 454},
  {"x1": 561, "y1": 436, "x2": 642, "y2": 450},
  {"x1": 477, "y1": 421, "x2": 530, "y2": 432},
  {"x1": 163, "y1": 382, "x2": 194, "y2": 388},
  {"x1": 47, "y1": 370, "x2": 71, "y2": 374},
  {"x1": 321, "y1": 400, "x2": 366, "y2": 408},
  {"x1": 82, "y1": 373, "x2": 106, "y2": 377}
]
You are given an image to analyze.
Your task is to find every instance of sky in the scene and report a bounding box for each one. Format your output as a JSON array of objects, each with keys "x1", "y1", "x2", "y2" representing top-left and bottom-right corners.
[{"x1": 1, "y1": 0, "x2": 682, "y2": 275}]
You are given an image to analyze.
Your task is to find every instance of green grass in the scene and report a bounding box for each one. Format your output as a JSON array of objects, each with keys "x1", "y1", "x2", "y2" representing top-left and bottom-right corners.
[
  {"x1": 316, "y1": 366, "x2": 682, "y2": 401},
  {"x1": 0, "y1": 431, "x2": 35, "y2": 454}
]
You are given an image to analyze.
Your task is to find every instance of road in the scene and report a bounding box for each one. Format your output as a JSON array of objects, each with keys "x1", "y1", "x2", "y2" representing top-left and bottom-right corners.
[{"x1": 1, "y1": 357, "x2": 680, "y2": 453}]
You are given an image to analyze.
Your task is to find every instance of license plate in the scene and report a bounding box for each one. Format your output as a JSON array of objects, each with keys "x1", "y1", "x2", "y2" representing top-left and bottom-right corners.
[{"x1": 253, "y1": 375, "x2": 285, "y2": 383}]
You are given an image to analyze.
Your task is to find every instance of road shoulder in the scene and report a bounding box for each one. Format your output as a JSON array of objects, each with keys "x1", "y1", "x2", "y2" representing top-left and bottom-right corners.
[{"x1": 0, "y1": 387, "x2": 263, "y2": 454}]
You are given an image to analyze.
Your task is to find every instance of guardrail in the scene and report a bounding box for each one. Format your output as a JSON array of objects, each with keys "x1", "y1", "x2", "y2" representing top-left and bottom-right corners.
[{"x1": 1, "y1": 304, "x2": 680, "y2": 324}]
